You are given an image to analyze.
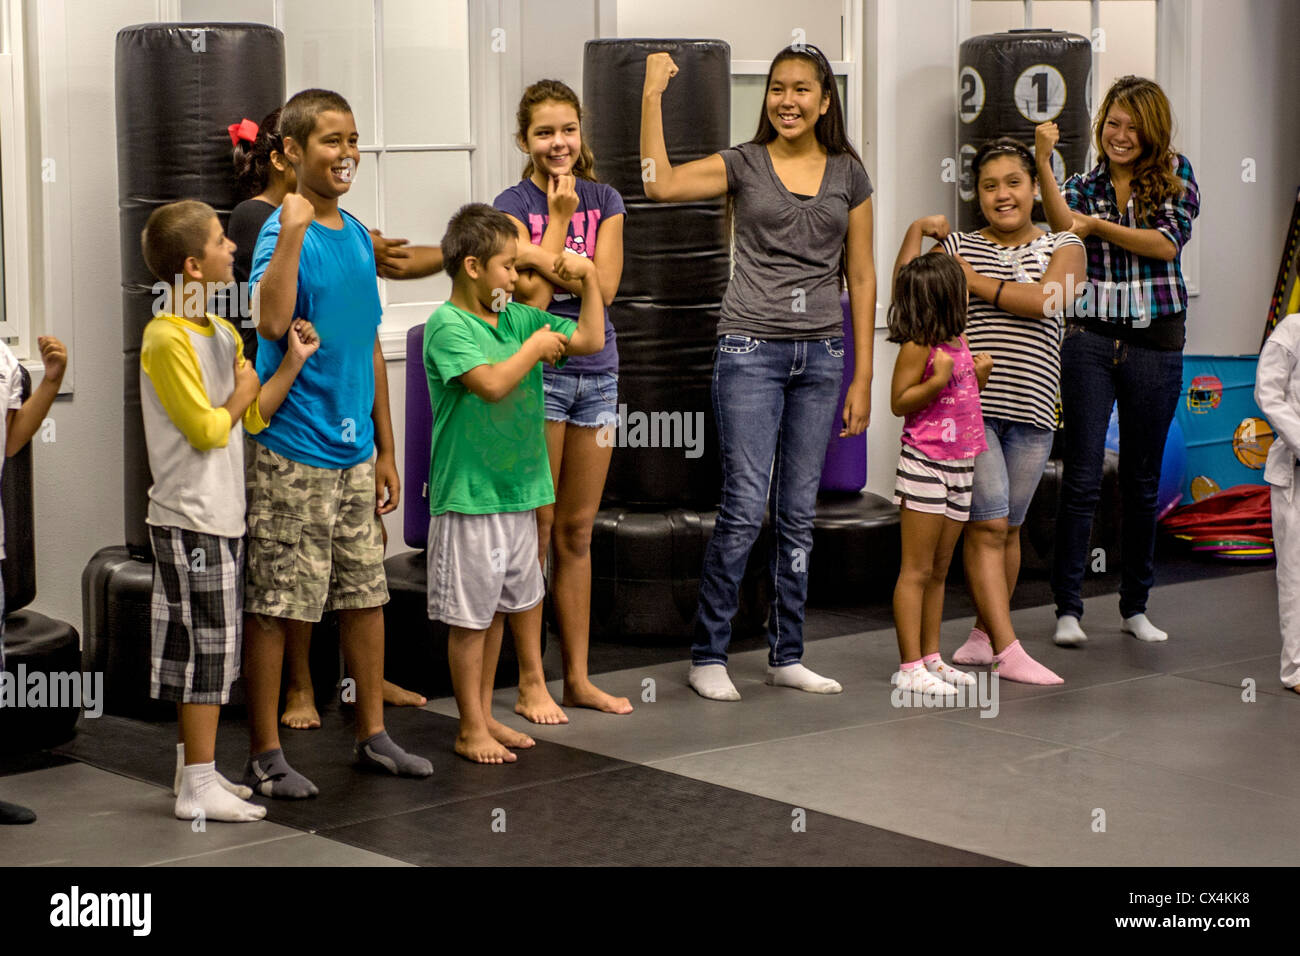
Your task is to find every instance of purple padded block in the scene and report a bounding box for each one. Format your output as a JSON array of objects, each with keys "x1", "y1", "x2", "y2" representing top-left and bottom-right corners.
[
  {"x1": 403, "y1": 323, "x2": 433, "y2": 549},
  {"x1": 819, "y1": 292, "x2": 867, "y2": 492}
]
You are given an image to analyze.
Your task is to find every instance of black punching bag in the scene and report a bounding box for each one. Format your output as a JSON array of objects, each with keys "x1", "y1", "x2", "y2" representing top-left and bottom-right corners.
[
  {"x1": 116, "y1": 23, "x2": 285, "y2": 559},
  {"x1": 957, "y1": 30, "x2": 1091, "y2": 231},
  {"x1": 584, "y1": 39, "x2": 731, "y2": 508}
]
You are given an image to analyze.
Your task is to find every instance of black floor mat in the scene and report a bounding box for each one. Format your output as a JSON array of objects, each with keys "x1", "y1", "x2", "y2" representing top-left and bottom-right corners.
[
  {"x1": 325, "y1": 764, "x2": 1013, "y2": 866},
  {"x1": 51, "y1": 702, "x2": 1012, "y2": 866}
]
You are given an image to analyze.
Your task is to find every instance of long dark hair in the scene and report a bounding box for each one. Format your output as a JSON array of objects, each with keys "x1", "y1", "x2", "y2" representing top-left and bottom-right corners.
[
  {"x1": 1094, "y1": 75, "x2": 1183, "y2": 223},
  {"x1": 887, "y1": 251, "x2": 968, "y2": 347},
  {"x1": 749, "y1": 44, "x2": 862, "y2": 165},
  {"x1": 232, "y1": 107, "x2": 285, "y2": 201}
]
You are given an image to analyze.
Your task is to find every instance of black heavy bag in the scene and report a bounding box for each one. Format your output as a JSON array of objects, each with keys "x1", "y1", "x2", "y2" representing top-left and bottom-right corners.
[
  {"x1": 116, "y1": 23, "x2": 285, "y2": 559},
  {"x1": 1, "y1": 365, "x2": 35, "y2": 613},
  {"x1": 957, "y1": 30, "x2": 1091, "y2": 232},
  {"x1": 584, "y1": 39, "x2": 730, "y2": 508}
]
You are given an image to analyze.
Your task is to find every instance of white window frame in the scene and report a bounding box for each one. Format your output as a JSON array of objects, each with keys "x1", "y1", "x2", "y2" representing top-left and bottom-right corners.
[
  {"x1": 960, "y1": 0, "x2": 1199, "y2": 295},
  {"x1": 1, "y1": 0, "x2": 37, "y2": 379},
  {"x1": 267, "y1": 0, "x2": 513, "y2": 359}
]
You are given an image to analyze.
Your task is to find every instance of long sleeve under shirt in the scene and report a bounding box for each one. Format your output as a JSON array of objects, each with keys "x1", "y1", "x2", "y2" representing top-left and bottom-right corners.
[{"x1": 140, "y1": 312, "x2": 269, "y2": 538}]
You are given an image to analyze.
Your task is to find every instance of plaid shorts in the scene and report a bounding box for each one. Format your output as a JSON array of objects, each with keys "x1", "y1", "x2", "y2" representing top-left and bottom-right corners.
[
  {"x1": 243, "y1": 439, "x2": 388, "y2": 622},
  {"x1": 149, "y1": 525, "x2": 243, "y2": 704}
]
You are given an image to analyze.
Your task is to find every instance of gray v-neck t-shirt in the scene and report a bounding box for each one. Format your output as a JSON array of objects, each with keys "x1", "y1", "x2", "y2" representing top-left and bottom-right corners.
[{"x1": 718, "y1": 141, "x2": 873, "y2": 339}]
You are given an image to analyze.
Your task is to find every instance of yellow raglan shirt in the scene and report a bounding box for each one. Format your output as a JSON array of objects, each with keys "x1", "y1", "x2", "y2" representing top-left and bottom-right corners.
[{"x1": 140, "y1": 312, "x2": 268, "y2": 538}]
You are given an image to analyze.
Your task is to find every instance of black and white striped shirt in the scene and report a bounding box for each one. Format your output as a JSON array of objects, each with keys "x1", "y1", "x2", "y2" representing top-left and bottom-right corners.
[{"x1": 941, "y1": 230, "x2": 1084, "y2": 431}]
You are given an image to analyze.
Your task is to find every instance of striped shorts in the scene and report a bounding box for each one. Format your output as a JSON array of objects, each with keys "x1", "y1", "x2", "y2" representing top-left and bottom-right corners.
[
  {"x1": 893, "y1": 445, "x2": 976, "y2": 521},
  {"x1": 149, "y1": 525, "x2": 244, "y2": 704}
]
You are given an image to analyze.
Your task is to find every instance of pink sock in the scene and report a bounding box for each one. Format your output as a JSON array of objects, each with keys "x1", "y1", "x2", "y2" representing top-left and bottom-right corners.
[
  {"x1": 953, "y1": 627, "x2": 994, "y2": 666},
  {"x1": 900, "y1": 659, "x2": 922, "y2": 670},
  {"x1": 921, "y1": 653, "x2": 940, "y2": 664},
  {"x1": 992, "y1": 640, "x2": 1064, "y2": 685}
]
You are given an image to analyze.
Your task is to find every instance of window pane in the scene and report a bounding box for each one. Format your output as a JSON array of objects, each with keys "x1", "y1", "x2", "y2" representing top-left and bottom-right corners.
[
  {"x1": 283, "y1": 0, "x2": 377, "y2": 144},
  {"x1": 1031, "y1": 0, "x2": 1092, "y2": 38},
  {"x1": 380, "y1": 151, "x2": 470, "y2": 305},
  {"x1": 382, "y1": 0, "x2": 470, "y2": 145},
  {"x1": 1098, "y1": 0, "x2": 1157, "y2": 95},
  {"x1": 969, "y1": 0, "x2": 1025, "y2": 38},
  {"x1": 179, "y1": 0, "x2": 275, "y2": 21},
  {"x1": 617, "y1": 0, "x2": 843, "y2": 60}
]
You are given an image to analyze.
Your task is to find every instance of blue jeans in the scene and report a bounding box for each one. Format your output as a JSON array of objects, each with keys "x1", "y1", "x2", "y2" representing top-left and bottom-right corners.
[
  {"x1": 1051, "y1": 326, "x2": 1183, "y2": 620},
  {"x1": 970, "y1": 417, "x2": 1056, "y2": 526},
  {"x1": 692, "y1": 335, "x2": 844, "y2": 666}
]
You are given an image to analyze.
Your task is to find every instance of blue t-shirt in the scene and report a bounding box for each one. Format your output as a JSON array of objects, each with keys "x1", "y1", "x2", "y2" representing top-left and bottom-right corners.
[
  {"x1": 250, "y1": 207, "x2": 382, "y2": 468},
  {"x1": 493, "y1": 177, "x2": 624, "y2": 375}
]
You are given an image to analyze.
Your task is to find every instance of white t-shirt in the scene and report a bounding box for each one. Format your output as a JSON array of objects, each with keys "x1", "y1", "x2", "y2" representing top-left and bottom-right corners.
[{"x1": 0, "y1": 343, "x2": 27, "y2": 560}]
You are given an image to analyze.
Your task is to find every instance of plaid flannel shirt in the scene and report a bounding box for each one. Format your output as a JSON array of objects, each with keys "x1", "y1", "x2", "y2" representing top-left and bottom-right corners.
[{"x1": 1063, "y1": 154, "x2": 1199, "y2": 324}]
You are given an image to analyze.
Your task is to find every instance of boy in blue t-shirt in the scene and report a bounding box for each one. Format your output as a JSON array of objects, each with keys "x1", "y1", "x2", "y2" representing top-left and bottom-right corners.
[
  {"x1": 424, "y1": 204, "x2": 604, "y2": 763},
  {"x1": 244, "y1": 88, "x2": 431, "y2": 796}
]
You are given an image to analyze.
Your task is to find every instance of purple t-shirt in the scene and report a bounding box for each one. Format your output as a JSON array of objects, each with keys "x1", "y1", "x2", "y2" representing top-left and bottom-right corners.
[{"x1": 493, "y1": 177, "x2": 624, "y2": 375}]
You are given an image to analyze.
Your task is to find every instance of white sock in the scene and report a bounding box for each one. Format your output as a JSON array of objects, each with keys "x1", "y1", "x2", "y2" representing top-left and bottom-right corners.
[
  {"x1": 765, "y1": 662, "x2": 842, "y2": 694},
  {"x1": 175, "y1": 761, "x2": 267, "y2": 823},
  {"x1": 924, "y1": 656, "x2": 975, "y2": 686},
  {"x1": 892, "y1": 665, "x2": 958, "y2": 697},
  {"x1": 1122, "y1": 613, "x2": 1168, "y2": 643},
  {"x1": 1054, "y1": 615, "x2": 1088, "y2": 647},
  {"x1": 689, "y1": 664, "x2": 741, "y2": 701},
  {"x1": 174, "y1": 742, "x2": 254, "y2": 799}
]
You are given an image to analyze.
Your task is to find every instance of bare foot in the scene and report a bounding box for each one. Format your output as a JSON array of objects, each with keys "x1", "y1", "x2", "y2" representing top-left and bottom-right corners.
[
  {"x1": 514, "y1": 684, "x2": 569, "y2": 725},
  {"x1": 454, "y1": 730, "x2": 517, "y2": 764},
  {"x1": 487, "y1": 718, "x2": 536, "y2": 750},
  {"x1": 280, "y1": 687, "x2": 321, "y2": 729},
  {"x1": 563, "y1": 680, "x2": 633, "y2": 715},
  {"x1": 1290, "y1": 684, "x2": 1300, "y2": 696},
  {"x1": 383, "y1": 679, "x2": 427, "y2": 708}
]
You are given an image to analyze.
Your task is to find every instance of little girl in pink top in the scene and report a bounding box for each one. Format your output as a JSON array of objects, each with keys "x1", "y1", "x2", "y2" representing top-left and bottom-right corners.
[{"x1": 888, "y1": 252, "x2": 993, "y2": 696}]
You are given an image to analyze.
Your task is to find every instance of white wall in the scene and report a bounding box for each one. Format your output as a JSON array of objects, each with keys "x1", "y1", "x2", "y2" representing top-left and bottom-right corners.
[{"x1": 1184, "y1": 0, "x2": 1300, "y2": 356}]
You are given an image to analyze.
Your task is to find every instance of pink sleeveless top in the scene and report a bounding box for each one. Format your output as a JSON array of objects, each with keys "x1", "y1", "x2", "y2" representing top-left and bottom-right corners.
[{"x1": 901, "y1": 339, "x2": 988, "y2": 461}]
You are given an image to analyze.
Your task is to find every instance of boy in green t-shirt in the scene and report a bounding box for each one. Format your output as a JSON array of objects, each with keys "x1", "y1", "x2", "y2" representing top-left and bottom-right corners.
[{"x1": 424, "y1": 204, "x2": 604, "y2": 764}]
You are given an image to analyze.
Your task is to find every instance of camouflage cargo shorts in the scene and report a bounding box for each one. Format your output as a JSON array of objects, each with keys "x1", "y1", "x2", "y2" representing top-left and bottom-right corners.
[{"x1": 243, "y1": 439, "x2": 389, "y2": 621}]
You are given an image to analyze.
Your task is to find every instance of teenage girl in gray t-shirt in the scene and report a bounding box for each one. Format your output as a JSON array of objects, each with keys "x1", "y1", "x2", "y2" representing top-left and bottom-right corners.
[{"x1": 641, "y1": 44, "x2": 876, "y2": 702}]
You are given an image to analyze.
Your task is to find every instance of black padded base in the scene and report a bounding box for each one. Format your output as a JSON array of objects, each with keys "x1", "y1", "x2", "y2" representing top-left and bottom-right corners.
[
  {"x1": 807, "y1": 492, "x2": 902, "y2": 606},
  {"x1": 382, "y1": 551, "x2": 529, "y2": 699},
  {"x1": 82, "y1": 546, "x2": 342, "y2": 721},
  {"x1": 590, "y1": 507, "x2": 770, "y2": 642},
  {"x1": 1019, "y1": 449, "x2": 1122, "y2": 574},
  {"x1": 0, "y1": 611, "x2": 81, "y2": 752}
]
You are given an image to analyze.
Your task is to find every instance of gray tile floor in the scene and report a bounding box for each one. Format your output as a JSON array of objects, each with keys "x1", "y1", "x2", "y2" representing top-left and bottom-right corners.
[
  {"x1": 2, "y1": 568, "x2": 1292, "y2": 866},
  {"x1": 426, "y1": 569, "x2": 1298, "y2": 865}
]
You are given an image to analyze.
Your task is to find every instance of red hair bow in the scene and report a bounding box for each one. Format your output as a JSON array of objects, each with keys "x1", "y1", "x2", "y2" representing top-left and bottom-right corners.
[{"x1": 228, "y1": 118, "x2": 259, "y2": 146}]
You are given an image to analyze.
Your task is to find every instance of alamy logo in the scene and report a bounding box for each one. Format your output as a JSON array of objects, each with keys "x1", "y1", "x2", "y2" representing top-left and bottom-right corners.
[
  {"x1": 891, "y1": 671, "x2": 1000, "y2": 718},
  {"x1": 0, "y1": 666, "x2": 103, "y2": 718},
  {"x1": 595, "y1": 406, "x2": 705, "y2": 459},
  {"x1": 50, "y1": 886, "x2": 151, "y2": 936}
]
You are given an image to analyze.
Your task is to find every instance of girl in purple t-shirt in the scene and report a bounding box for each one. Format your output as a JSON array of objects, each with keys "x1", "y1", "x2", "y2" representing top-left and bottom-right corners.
[
  {"x1": 493, "y1": 80, "x2": 632, "y2": 723},
  {"x1": 887, "y1": 253, "x2": 992, "y2": 698}
]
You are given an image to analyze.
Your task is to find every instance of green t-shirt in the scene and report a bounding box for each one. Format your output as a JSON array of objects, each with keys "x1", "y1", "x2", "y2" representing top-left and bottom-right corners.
[{"x1": 423, "y1": 300, "x2": 577, "y2": 515}]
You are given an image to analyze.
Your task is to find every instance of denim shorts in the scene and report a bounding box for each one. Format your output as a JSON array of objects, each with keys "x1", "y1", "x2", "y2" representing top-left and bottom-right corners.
[
  {"x1": 969, "y1": 417, "x2": 1056, "y2": 525},
  {"x1": 542, "y1": 370, "x2": 619, "y2": 428}
]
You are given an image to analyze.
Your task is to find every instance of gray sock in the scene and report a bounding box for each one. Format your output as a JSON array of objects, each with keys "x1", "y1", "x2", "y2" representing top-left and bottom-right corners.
[
  {"x1": 243, "y1": 748, "x2": 319, "y2": 799},
  {"x1": 355, "y1": 731, "x2": 433, "y2": 777}
]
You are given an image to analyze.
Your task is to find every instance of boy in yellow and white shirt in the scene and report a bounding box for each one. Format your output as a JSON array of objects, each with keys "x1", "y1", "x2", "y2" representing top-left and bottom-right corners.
[{"x1": 140, "y1": 199, "x2": 317, "y2": 822}]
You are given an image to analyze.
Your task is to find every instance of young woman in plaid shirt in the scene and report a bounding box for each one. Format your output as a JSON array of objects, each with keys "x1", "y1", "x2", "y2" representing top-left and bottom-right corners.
[{"x1": 1035, "y1": 76, "x2": 1200, "y2": 648}]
